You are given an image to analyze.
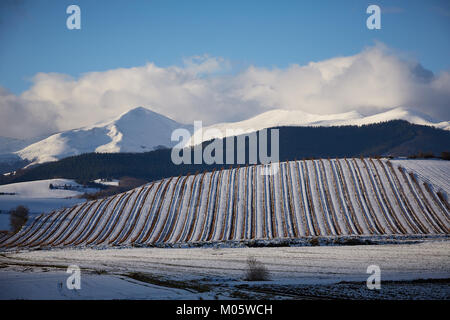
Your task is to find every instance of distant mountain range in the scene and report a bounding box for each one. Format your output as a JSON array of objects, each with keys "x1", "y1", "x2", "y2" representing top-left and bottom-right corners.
[
  {"x1": 2, "y1": 120, "x2": 448, "y2": 186},
  {"x1": 0, "y1": 105, "x2": 448, "y2": 174},
  {"x1": 185, "y1": 107, "x2": 450, "y2": 146}
]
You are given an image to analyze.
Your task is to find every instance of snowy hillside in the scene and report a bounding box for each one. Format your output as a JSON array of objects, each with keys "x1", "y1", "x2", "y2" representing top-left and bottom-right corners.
[
  {"x1": 94, "y1": 179, "x2": 119, "y2": 187},
  {"x1": 1, "y1": 158, "x2": 448, "y2": 249},
  {"x1": 391, "y1": 159, "x2": 450, "y2": 195},
  {"x1": 16, "y1": 107, "x2": 193, "y2": 165},
  {"x1": 0, "y1": 137, "x2": 29, "y2": 155},
  {"x1": 185, "y1": 107, "x2": 450, "y2": 146},
  {"x1": 0, "y1": 134, "x2": 52, "y2": 155},
  {"x1": 0, "y1": 179, "x2": 98, "y2": 230},
  {"x1": 0, "y1": 179, "x2": 96, "y2": 199}
]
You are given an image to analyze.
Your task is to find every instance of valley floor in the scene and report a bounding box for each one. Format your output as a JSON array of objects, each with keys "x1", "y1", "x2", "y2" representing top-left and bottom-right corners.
[{"x1": 0, "y1": 240, "x2": 448, "y2": 299}]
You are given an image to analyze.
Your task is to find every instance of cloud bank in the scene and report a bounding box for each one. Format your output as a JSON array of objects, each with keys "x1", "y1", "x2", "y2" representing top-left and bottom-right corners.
[{"x1": 1, "y1": 45, "x2": 449, "y2": 139}]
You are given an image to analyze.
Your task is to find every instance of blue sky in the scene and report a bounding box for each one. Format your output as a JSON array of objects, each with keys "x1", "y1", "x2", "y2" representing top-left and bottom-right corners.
[{"x1": 1, "y1": 0, "x2": 449, "y2": 94}]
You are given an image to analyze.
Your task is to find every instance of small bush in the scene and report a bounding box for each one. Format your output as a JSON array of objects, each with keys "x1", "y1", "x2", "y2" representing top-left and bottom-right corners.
[
  {"x1": 309, "y1": 237, "x2": 319, "y2": 246},
  {"x1": 119, "y1": 176, "x2": 147, "y2": 189},
  {"x1": 93, "y1": 269, "x2": 108, "y2": 275},
  {"x1": 408, "y1": 151, "x2": 435, "y2": 159},
  {"x1": 441, "y1": 151, "x2": 450, "y2": 161},
  {"x1": 420, "y1": 151, "x2": 435, "y2": 159},
  {"x1": 9, "y1": 205, "x2": 29, "y2": 233},
  {"x1": 245, "y1": 257, "x2": 270, "y2": 281},
  {"x1": 341, "y1": 238, "x2": 365, "y2": 246}
]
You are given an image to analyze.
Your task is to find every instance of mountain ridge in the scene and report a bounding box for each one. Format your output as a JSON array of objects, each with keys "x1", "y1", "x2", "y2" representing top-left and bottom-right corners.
[
  {"x1": 15, "y1": 106, "x2": 193, "y2": 165},
  {"x1": 2, "y1": 105, "x2": 449, "y2": 169},
  {"x1": 185, "y1": 107, "x2": 450, "y2": 146},
  {"x1": 2, "y1": 120, "x2": 448, "y2": 186}
]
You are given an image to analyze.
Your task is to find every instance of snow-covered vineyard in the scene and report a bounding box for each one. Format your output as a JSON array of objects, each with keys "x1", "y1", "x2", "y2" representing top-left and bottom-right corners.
[{"x1": 1, "y1": 158, "x2": 449, "y2": 249}]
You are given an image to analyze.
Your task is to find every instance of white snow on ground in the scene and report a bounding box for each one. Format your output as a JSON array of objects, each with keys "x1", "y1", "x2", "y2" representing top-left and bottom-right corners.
[
  {"x1": 0, "y1": 179, "x2": 96, "y2": 198},
  {"x1": 0, "y1": 241, "x2": 448, "y2": 299},
  {"x1": 94, "y1": 179, "x2": 119, "y2": 187},
  {"x1": 0, "y1": 179, "x2": 96, "y2": 230},
  {"x1": 391, "y1": 159, "x2": 450, "y2": 195},
  {"x1": 0, "y1": 271, "x2": 202, "y2": 300},
  {"x1": 0, "y1": 198, "x2": 84, "y2": 218}
]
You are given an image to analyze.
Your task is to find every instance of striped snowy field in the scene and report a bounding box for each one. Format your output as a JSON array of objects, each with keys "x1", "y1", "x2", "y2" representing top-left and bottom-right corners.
[
  {"x1": 391, "y1": 159, "x2": 450, "y2": 195},
  {"x1": 1, "y1": 158, "x2": 449, "y2": 249}
]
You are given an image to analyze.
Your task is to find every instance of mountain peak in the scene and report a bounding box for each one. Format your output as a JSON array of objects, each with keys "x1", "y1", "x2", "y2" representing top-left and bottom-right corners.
[
  {"x1": 123, "y1": 106, "x2": 152, "y2": 114},
  {"x1": 116, "y1": 106, "x2": 160, "y2": 120},
  {"x1": 15, "y1": 107, "x2": 193, "y2": 165}
]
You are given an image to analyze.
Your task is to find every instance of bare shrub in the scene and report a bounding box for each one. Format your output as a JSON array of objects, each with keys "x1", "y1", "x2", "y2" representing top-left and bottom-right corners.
[
  {"x1": 10, "y1": 205, "x2": 29, "y2": 233},
  {"x1": 408, "y1": 151, "x2": 435, "y2": 159},
  {"x1": 309, "y1": 237, "x2": 319, "y2": 246},
  {"x1": 420, "y1": 151, "x2": 435, "y2": 159},
  {"x1": 245, "y1": 257, "x2": 270, "y2": 281},
  {"x1": 441, "y1": 151, "x2": 450, "y2": 161},
  {"x1": 119, "y1": 176, "x2": 147, "y2": 189}
]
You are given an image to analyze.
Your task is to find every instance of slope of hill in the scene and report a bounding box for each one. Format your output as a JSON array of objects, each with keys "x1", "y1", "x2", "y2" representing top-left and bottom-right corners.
[
  {"x1": 0, "y1": 154, "x2": 30, "y2": 175},
  {"x1": 2, "y1": 120, "x2": 449, "y2": 185},
  {"x1": 392, "y1": 159, "x2": 450, "y2": 195},
  {"x1": 1, "y1": 158, "x2": 448, "y2": 249},
  {"x1": 185, "y1": 107, "x2": 450, "y2": 146},
  {"x1": 0, "y1": 179, "x2": 97, "y2": 230},
  {"x1": 15, "y1": 107, "x2": 193, "y2": 165},
  {"x1": 0, "y1": 135, "x2": 53, "y2": 174},
  {"x1": 0, "y1": 179, "x2": 97, "y2": 199},
  {"x1": 0, "y1": 137, "x2": 30, "y2": 155}
]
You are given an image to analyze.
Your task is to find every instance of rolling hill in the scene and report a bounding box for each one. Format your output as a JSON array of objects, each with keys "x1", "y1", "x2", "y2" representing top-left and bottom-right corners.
[{"x1": 1, "y1": 158, "x2": 448, "y2": 249}]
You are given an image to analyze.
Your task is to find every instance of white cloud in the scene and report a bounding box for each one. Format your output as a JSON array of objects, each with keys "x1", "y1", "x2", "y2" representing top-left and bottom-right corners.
[
  {"x1": 1, "y1": 44, "x2": 449, "y2": 139},
  {"x1": 0, "y1": 87, "x2": 59, "y2": 139}
]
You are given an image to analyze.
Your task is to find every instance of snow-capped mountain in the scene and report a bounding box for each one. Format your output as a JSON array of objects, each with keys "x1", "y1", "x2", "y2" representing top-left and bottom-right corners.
[
  {"x1": 9, "y1": 106, "x2": 450, "y2": 166},
  {"x1": 185, "y1": 107, "x2": 450, "y2": 146},
  {"x1": 0, "y1": 137, "x2": 28, "y2": 155},
  {"x1": 16, "y1": 107, "x2": 192, "y2": 165},
  {"x1": 0, "y1": 134, "x2": 51, "y2": 155}
]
